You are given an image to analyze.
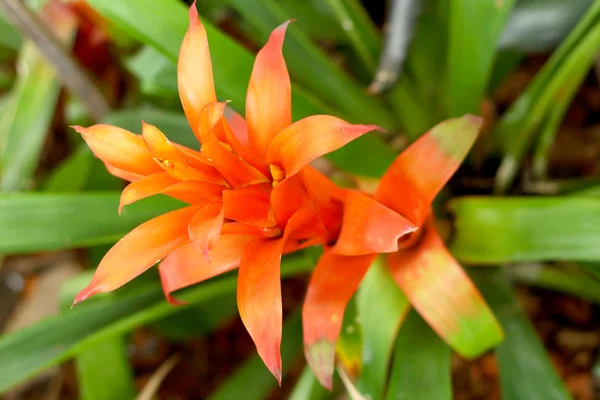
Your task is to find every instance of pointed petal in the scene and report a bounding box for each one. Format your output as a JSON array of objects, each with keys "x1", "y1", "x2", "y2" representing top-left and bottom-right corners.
[
  {"x1": 119, "y1": 172, "x2": 179, "y2": 212},
  {"x1": 162, "y1": 181, "x2": 225, "y2": 205},
  {"x1": 197, "y1": 101, "x2": 227, "y2": 144},
  {"x1": 178, "y1": 3, "x2": 217, "y2": 139},
  {"x1": 303, "y1": 252, "x2": 377, "y2": 389},
  {"x1": 330, "y1": 190, "x2": 417, "y2": 256},
  {"x1": 74, "y1": 125, "x2": 162, "y2": 176},
  {"x1": 224, "y1": 107, "x2": 249, "y2": 146},
  {"x1": 223, "y1": 183, "x2": 276, "y2": 227},
  {"x1": 246, "y1": 21, "x2": 292, "y2": 158},
  {"x1": 267, "y1": 116, "x2": 382, "y2": 178},
  {"x1": 222, "y1": 116, "x2": 269, "y2": 176},
  {"x1": 221, "y1": 222, "x2": 280, "y2": 237},
  {"x1": 376, "y1": 115, "x2": 482, "y2": 226},
  {"x1": 270, "y1": 173, "x2": 310, "y2": 229},
  {"x1": 159, "y1": 235, "x2": 251, "y2": 304},
  {"x1": 74, "y1": 206, "x2": 199, "y2": 304},
  {"x1": 188, "y1": 202, "x2": 224, "y2": 259},
  {"x1": 237, "y1": 207, "x2": 313, "y2": 383},
  {"x1": 387, "y1": 220, "x2": 503, "y2": 357},
  {"x1": 104, "y1": 163, "x2": 144, "y2": 182},
  {"x1": 142, "y1": 121, "x2": 224, "y2": 184}
]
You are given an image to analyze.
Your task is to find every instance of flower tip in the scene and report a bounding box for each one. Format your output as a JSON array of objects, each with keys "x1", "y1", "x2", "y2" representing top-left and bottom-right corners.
[
  {"x1": 305, "y1": 340, "x2": 335, "y2": 390},
  {"x1": 188, "y1": 1, "x2": 200, "y2": 26},
  {"x1": 165, "y1": 293, "x2": 188, "y2": 306},
  {"x1": 71, "y1": 125, "x2": 86, "y2": 135},
  {"x1": 73, "y1": 285, "x2": 97, "y2": 306},
  {"x1": 463, "y1": 114, "x2": 484, "y2": 128}
]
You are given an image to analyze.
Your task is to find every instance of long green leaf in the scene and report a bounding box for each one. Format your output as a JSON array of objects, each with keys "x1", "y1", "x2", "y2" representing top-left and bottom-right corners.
[
  {"x1": 356, "y1": 258, "x2": 409, "y2": 399},
  {"x1": 43, "y1": 145, "x2": 94, "y2": 192},
  {"x1": 449, "y1": 197, "x2": 600, "y2": 264},
  {"x1": 288, "y1": 367, "x2": 328, "y2": 400},
  {"x1": 0, "y1": 12, "x2": 21, "y2": 50},
  {"x1": 385, "y1": 310, "x2": 452, "y2": 400},
  {"x1": 208, "y1": 311, "x2": 303, "y2": 400},
  {"x1": 0, "y1": 193, "x2": 183, "y2": 254},
  {"x1": 85, "y1": 0, "x2": 396, "y2": 177},
  {"x1": 446, "y1": 0, "x2": 516, "y2": 116},
  {"x1": 0, "y1": 253, "x2": 313, "y2": 394},
  {"x1": 76, "y1": 337, "x2": 136, "y2": 400},
  {"x1": 472, "y1": 269, "x2": 570, "y2": 400}
]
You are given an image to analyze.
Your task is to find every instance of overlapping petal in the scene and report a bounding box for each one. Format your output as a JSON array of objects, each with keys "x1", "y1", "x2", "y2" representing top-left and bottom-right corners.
[
  {"x1": 376, "y1": 115, "x2": 481, "y2": 226},
  {"x1": 178, "y1": 2, "x2": 217, "y2": 139},
  {"x1": 267, "y1": 116, "x2": 382, "y2": 179},
  {"x1": 331, "y1": 190, "x2": 417, "y2": 255},
  {"x1": 303, "y1": 251, "x2": 377, "y2": 389},
  {"x1": 159, "y1": 235, "x2": 251, "y2": 304},
  {"x1": 387, "y1": 219, "x2": 503, "y2": 357},
  {"x1": 188, "y1": 202, "x2": 224, "y2": 260},
  {"x1": 74, "y1": 125, "x2": 162, "y2": 176},
  {"x1": 73, "y1": 206, "x2": 200, "y2": 305},
  {"x1": 119, "y1": 172, "x2": 179, "y2": 213},
  {"x1": 223, "y1": 183, "x2": 275, "y2": 227},
  {"x1": 246, "y1": 21, "x2": 292, "y2": 158}
]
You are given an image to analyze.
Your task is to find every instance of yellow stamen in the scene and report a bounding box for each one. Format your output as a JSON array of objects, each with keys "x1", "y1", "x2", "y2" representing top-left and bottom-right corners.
[{"x1": 269, "y1": 164, "x2": 285, "y2": 188}]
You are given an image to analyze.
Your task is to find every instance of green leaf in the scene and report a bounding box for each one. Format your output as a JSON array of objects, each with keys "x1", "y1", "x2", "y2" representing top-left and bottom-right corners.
[
  {"x1": 126, "y1": 46, "x2": 178, "y2": 97},
  {"x1": 43, "y1": 145, "x2": 94, "y2": 192},
  {"x1": 446, "y1": 0, "x2": 516, "y2": 117},
  {"x1": 277, "y1": 0, "x2": 344, "y2": 42},
  {"x1": 321, "y1": 0, "x2": 380, "y2": 73},
  {"x1": 288, "y1": 367, "x2": 328, "y2": 400},
  {"x1": 0, "y1": 12, "x2": 21, "y2": 50},
  {"x1": 220, "y1": 0, "x2": 396, "y2": 128},
  {"x1": 494, "y1": 19, "x2": 600, "y2": 192},
  {"x1": 209, "y1": 310, "x2": 303, "y2": 400},
  {"x1": 355, "y1": 258, "x2": 409, "y2": 399},
  {"x1": 498, "y1": 0, "x2": 593, "y2": 52},
  {"x1": 0, "y1": 252, "x2": 313, "y2": 395},
  {"x1": 76, "y1": 337, "x2": 136, "y2": 400},
  {"x1": 450, "y1": 197, "x2": 600, "y2": 264},
  {"x1": 385, "y1": 310, "x2": 452, "y2": 400},
  {"x1": 335, "y1": 297, "x2": 362, "y2": 377},
  {"x1": 85, "y1": 0, "x2": 396, "y2": 177},
  {"x1": 0, "y1": 193, "x2": 183, "y2": 254},
  {"x1": 509, "y1": 264, "x2": 600, "y2": 304},
  {"x1": 0, "y1": 44, "x2": 62, "y2": 191},
  {"x1": 472, "y1": 269, "x2": 570, "y2": 400}
]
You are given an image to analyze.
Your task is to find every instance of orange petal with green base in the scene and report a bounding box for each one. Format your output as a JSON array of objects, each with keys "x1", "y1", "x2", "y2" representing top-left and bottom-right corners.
[
  {"x1": 387, "y1": 219, "x2": 503, "y2": 357},
  {"x1": 119, "y1": 172, "x2": 179, "y2": 212},
  {"x1": 178, "y1": 3, "x2": 217, "y2": 140},
  {"x1": 74, "y1": 125, "x2": 162, "y2": 176},
  {"x1": 376, "y1": 115, "x2": 482, "y2": 226},
  {"x1": 159, "y1": 234, "x2": 251, "y2": 304},
  {"x1": 223, "y1": 183, "x2": 275, "y2": 227},
  {"x1": 237, "y1": 207, "x2": 314, "y2": 384},
  {"x1": 303, "y1": 251, "x2": 377, "y2": 389},
  {"x1": 188, "y1": 202, "x2": 224, "y2": 260},
  {"x1": 142, "y1": 122, "x2": 224, "y2": 184},
  {"x1": 246, "y1": 21, "x2": 292, "y2": 158},
  {"x1": 267, "y1": 116, "x2": 382, "y2": 179},
  {"x1": 330, "y1": 190, "x2": 417, "y2": 256},
  {"x1": 73, "y1": 206, "x2": 200, "y2": 305}
]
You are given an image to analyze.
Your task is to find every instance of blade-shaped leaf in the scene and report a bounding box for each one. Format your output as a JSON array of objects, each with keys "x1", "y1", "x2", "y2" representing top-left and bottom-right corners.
[
  {"x1": 355, "y1": 258, "x2": 409, "y2": 399},
  {"x1": 208, "y1": 311, "x2": 303, "y2": 400},
  {"x1": 449, "y1": 197, "x2": 600, "y2": 264},
  {"x1": 288, "y1": 367, "x2": 328, "y2": 400},
  {"x1": 446, "y1": 0, "x2": 516, "y2": 116},
  {"x1": 472, "y1": 269, "x2": 570, "y2": 400},
  {"x1": 0, "y1": 252, "x2": 313, "y2": 394},
  {"x1": 0, "y1": 193, "x2": 183, "y2": 254},
  {"x1": 385, "y1": 309, "x2": 452, "y2": 400}
]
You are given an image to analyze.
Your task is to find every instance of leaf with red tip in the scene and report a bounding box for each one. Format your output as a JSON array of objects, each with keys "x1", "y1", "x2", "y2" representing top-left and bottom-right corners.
[
  {"x1": 188, "y1": 202, "x2": 224, "y2": 259},
  {"x1": 267, "y1": 116, "x2": 381, "y2": 179},
  {"x1": 246, "y1": 21, "x2": 292, "y2": 158},
  {"x1": 142, "y1": 122, "x2": 224, "y2": 184},
  {"x1": 159, "y1": 234, "x2": 251, "y2": 304},
  {"x1": 237, "y1": 207, "x2": 314, "y2": 384},
  {"x1": 223, "y1": 183, "x2": 275, "y2": 227},
  {"x1": 302, "y1": 251, "x2": 377, "y2": 389},
  {"x1": 120, "y1": 172, "x2": 180, "y2": 212},
  {"x1": 74, "y1": 125, "x2": 162, "y2": 176},
  {"x1": 178, "y1": 3, "x2": 217, "y2": 139},
  {"x1": 376, "y1": 115, "x2": 482, "y2": 226},
  {"x1": 387, "y1": 219, "x2": 503, "y2": 357},
  {"x1": 73, "y1": 206, "x2": 200, "y2": 305},
  {"x1": 330, "y1": 190, "x2": 417, "y2": 256}
]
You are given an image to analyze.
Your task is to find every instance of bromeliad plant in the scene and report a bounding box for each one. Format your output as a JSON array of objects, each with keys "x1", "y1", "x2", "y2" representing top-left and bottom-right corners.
[{"x1": 72, "y1": 3, "x2": 502, "y2": 389}]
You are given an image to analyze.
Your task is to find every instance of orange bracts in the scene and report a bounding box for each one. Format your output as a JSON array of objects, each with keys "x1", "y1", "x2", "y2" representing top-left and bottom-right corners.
[
  {"x1": 73, "y1": 3, "x2": 381, "y2": 384},
  {"x1": 302, "y1": 116, "x2": 503, "y2": 388}
]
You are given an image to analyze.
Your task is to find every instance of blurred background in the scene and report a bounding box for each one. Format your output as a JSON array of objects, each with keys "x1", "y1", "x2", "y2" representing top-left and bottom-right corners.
[{"x1": 1, "y1": 0, "x2": 600, "y2": 399}]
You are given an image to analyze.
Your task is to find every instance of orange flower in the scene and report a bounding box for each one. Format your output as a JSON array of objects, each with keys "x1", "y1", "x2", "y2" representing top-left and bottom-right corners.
[
  {"x1": 302, "y1": 116, "x2": 503, "y2": 388},
  {"x1": 72, "y1": 3, "x2": 382, "y2": 383}
]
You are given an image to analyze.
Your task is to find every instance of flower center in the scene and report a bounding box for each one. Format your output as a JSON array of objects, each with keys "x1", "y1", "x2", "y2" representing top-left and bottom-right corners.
[{"x1": 269, "y1": 164, "x2": 286, "y2": 187}]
